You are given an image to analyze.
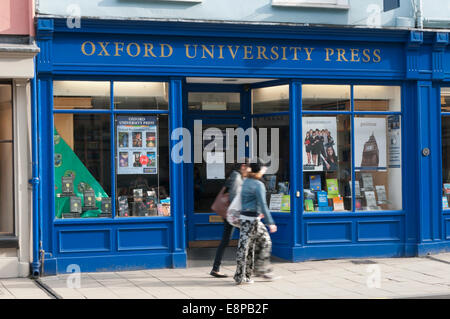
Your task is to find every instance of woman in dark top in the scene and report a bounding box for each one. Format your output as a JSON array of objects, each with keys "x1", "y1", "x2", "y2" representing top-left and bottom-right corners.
[
  {"x1": 210, "y1": 159, "x2": 250, "y2": 278},
  {"x1": 324, "y1": 146, "x2": 338, "y2": 171}
]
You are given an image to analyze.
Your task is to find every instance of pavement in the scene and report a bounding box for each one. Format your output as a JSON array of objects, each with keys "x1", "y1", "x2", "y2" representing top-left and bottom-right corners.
[{"x1": 1, "y1": 249, "x2": 450, "y2": 299}]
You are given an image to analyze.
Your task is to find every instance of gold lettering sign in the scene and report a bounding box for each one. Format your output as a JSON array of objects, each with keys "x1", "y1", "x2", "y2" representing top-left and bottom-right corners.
[{"x1": 80, "y1": 41, "x2": 382, "y2": 63}]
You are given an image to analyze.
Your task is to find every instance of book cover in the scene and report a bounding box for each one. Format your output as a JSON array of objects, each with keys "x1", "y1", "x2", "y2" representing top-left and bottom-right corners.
[
  {"x1": 269, "y1": 194, "x2": 283, "y2": 211},
  {"x1": 280, "y1": 195, "x2": 291, "y2": 212},
  {"x1": 304, "y1": 199, "x2": 314, "y2": 212},
  {"x1": 326, "y1": 178, "x2": 339, "y2": 198},
  {"x1": 364, "y1": 190, "x2": 377, "y2": 208},
  {"x1": 443, "y1": 196, "x2": 449, "y2": 209},
  {"x1": 310, "y1": 175, "x2": 321, "y2": 191},
  {"x1": 318, "y1": 206, "x2": 333, "y2": 212},
  {"x1": 355, "y1": 181, "x2": 361, "y2": 197},
  {"x1": 317, "y1": 191, "x2": 328, "y2": 207},
  {"x1": 332, "y1": 196, "x2": 345, "y2": 211},
  {"x1": 355, "y1": 199, "x2": 362, "y2": 210},
  {"x1": 375, "y1": 185, "x2": 387, "y2": 203},
  {"x1": 361, "y1": 173, "x2": 374, "y2": 190},
  {"x1": 304, "y1": 189, "x2": 316, "y2": 201},
  {"x1": 444, "y1": 184, "x2": 450, "y2": 195}
]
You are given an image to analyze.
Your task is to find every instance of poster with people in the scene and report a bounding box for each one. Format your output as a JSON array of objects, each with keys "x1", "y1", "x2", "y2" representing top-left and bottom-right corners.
[
  {"x1": 354, "y1": 117, "x2": 387, "y2": 170},
  {"x1": 302, "y1": 117, "x2": 338, "y2": 172},
  {"x1": 117, "y1": 116, "x2": 158, "y2": 175}
]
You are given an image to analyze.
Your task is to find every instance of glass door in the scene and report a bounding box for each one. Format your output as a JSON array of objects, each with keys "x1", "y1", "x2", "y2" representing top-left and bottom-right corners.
[{"x1": 186, "y1": 118, "x2": 248, "y2": 246}]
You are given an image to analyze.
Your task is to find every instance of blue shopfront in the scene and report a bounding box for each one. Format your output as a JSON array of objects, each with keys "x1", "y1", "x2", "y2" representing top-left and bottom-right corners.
[{"x1": 32, "y1": 18, "x2": 450, "y2": 276}]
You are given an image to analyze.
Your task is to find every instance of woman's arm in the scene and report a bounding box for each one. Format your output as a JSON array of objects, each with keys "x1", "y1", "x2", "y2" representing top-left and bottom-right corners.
[{"x1": 255, "y1": 182, "x2": 275, "y2": 225}]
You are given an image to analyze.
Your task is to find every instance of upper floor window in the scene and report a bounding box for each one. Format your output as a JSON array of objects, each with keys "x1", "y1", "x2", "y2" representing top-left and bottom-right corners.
[{"x1": 272, "y1": 0, "x2": 349, "y2": 9}]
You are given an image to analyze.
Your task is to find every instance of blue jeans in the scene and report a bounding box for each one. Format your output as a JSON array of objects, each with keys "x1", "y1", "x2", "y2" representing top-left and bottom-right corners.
[{"x1": 212, "y1": 220, "x2": 235, "y2": 272}]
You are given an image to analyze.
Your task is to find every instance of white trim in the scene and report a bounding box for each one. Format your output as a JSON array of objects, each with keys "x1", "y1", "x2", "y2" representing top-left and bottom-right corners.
[{"x1": 272, "y1": 0, "x2": 349, "y2": 9}]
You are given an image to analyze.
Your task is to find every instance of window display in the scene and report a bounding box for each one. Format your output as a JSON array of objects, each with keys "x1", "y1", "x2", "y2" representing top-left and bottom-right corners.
[
  {"x1": 116, "y1": 114, "x2": 170, "y2": 217},
  {"x1": 253, "y1": 115, "x2": 290, "y2": 212},
  {"x1": 354, "y1": 114, "x2": 402, "y2": 211},
  {"x1": 302, "y1": 84, "x2": 402, "y2": 213},
  {"x1": 53, "y1": 114, "x2": 111, "y2": 219},
  {"x1": 302, "y1": 115, "x2": 352, "y2": 212}
]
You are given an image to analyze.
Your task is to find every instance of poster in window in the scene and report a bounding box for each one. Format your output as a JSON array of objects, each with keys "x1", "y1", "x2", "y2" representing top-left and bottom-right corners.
[
  {"x1": 355, "y1": 117, "x2": 387, "y2": 170},
  {"x1": 302, "y1": 117, "x2": 338, "y2": 172},
  {"x1": 387, "y1": 115, "x2": 401, "y2": 168},
  {"x1": 117, "y1": 116, "x2": 158, "y2": 175}
]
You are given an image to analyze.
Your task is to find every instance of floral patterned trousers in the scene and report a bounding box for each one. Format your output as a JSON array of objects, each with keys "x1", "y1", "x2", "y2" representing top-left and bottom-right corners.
[{"x1": 233, "y1": 219, "x2": 272, "y2": 283}]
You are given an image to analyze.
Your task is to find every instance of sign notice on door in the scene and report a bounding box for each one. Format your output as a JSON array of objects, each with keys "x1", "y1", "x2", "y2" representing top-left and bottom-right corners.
[{"x1": 206, "y1": 152, "x2": 225, "y2": 180}]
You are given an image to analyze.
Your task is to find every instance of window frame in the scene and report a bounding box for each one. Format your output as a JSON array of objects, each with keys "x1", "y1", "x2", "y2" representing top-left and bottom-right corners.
[
  {"x1": 440, "y1": 86, "x2": 450, "y2": 214},
  {"x1": 271, "y1": 0, "x2": 349, "y2": 10},
  {"x1": 301, "y1": 81, "x2": 405, "y2": 216},
  {"x1": 52, "y1": 78, "x2": 172, "y2": 222},
  {"x1": 0, "y1": 81, "x2": 15, "y2": 236}
]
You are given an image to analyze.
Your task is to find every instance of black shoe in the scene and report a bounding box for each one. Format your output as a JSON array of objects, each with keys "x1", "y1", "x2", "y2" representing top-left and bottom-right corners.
[{"x1": 210, "y1": 270, "x2": 228, "y2": 278}]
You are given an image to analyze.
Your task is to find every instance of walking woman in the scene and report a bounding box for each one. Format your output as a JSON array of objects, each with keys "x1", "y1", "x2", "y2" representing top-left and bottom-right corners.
[
  {"x1": 210, "y1": 159, "x2": 250, "y2": 278},
  {"x1": 234, "y1": 159, "x2": 278, "y2": 285}
]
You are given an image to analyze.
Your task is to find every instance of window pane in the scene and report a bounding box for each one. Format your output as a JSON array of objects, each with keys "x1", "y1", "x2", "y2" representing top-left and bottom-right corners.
[
  {"x1": 442, "y1": 115, "x2": 450, "y2": 210},
  {"x1": 0, "y1": 84, "x2": 12, "y2": 141},
  {"x1": 193, "y1": 123, "x2": 240, "y2": 213},
  {"x1": 354, "y1": 115, "x2": 402, "y2": 211},
  {"x1": 253, "y1": 115, "x2": 290, "y2": 212},
  {"x1": 252, "y1": 85, "x2": 289, "y2": 114},
  {"x1": 442, "y1": 88, "x2": 450, "y2": 112},
  {"x1": 114, "y1": 82, "x2": 168, "y2": 110},
  {"x1": 116, "y1": 114, "x2": 170, "y2": 217},
  {"x1": 53, "y1": 81, "x2": 110, "y2": 109},
  {"x1": 0, "y1": 83, "x2": 13, "y2": 234},
  {"x1": 354, "y1": 85, "x2": 401, "y2": 112},
  {"x1": 54, "y1": 114, "x2": 111, "y2": 219},
  {"x1": 188, "y1": 92, "x2": 240, "y2": 111},
  {"x1": 0, "y1": 142, "x2": 13, "y2": 234},
  {"x1": 302, "y1": 115, "x2": 352, "y2": 212},
  {"x1": 302, "y1": 85, "x2": 350, "y2": 111}
]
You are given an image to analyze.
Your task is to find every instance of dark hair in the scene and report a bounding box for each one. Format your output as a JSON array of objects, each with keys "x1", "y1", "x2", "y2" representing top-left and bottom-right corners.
[
  {"x1": 250, "y1": 158, "x2": 270, "y2": 173},
  {"x1": 234, "y1": 157, "x2": 250, "y2": 171}
]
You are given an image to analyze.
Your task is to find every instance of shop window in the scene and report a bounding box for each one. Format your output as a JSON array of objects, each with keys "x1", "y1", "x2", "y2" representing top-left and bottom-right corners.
[
  {"x1": 302, "y1": 85, "x2": 350, "y2": 111},
  {"x1": 302, "y1": 115, "x2": 352, "y2": 212},
  {"x1": 253, "y1": 115, "x2": 291, "y2": 212},
  {"x1": 188, "y1": 92, "x2": 240, "y2": 111},
  {"x1": 354, "y1": 115, "x2": 402, "y2": 211},
  {"x1": 252, "y1": 85, "x2": 289, "y2": 114},
  {"x1": 354, "y1": 85, "x2": 401, "y2": 112},
  {"x1": 116, "y1": 114, "x2": 171, "y2": 217},
  {"x1": 114, "y1": 82, "x2": 168, "y2": 110},
  {"x1": 0, "y1": 83, "x2": 14, "y2": 234},
  {"x1": 302, "y1": 84, "x2": 402, "y2": 213},
  {"x1": 441, "y1": 88, "x2": 450, "y2": 210},
  {"x1": 53, "y1": 81, "x2": 110, "y2": 109},
  {"x1": 54, "y1": 114, "x2": 111, "y2": 219}
]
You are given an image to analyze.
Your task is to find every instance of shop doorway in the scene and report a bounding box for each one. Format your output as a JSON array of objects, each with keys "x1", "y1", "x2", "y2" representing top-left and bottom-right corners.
[{"x1": 186, "y1": 117, "x2": 248, "y2": 247}]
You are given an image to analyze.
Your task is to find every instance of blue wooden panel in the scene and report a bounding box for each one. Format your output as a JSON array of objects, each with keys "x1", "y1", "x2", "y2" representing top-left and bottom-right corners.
[
  {"x1": 357, "y1": 220, "x2": 401, "y2": 242},
  {"x1": 58, "y1": 229, "x2": 111, "y2": 253},
  {"x1": 117, "y1": 227, "x2": 169, "y2": 251},
  {"x1": 193, "y1": 223, "x2": 229, "y2": 241},
  {"x1": 446, "y1": 218, "x2": 450, "y2": 240},
  {"x1": 306, "y1": 221, "x2": 352, "y2": 244}
]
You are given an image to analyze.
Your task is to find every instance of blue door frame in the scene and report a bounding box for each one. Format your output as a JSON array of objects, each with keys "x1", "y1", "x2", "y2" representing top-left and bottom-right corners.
[
  {"x1": 185, "y1": 116, "x2": 248, "y2": 244},
  {"x1": 32, "y1": 18, "x2": 450, "y2": 275}
]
